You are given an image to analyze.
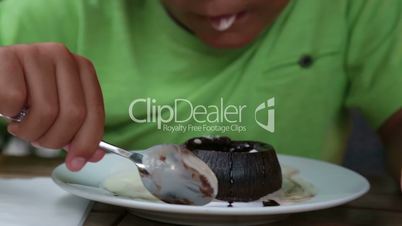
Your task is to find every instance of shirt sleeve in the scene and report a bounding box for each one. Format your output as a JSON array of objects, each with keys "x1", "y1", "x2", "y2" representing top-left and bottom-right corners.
[{"x1": 345, "y1": 0, "x2": 402, "y2": 129}]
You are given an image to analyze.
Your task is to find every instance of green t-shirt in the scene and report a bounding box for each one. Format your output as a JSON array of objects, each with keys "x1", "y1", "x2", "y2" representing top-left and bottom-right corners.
[{"x1": 0, "y1": 0, "x2": 401, "y2": 163}]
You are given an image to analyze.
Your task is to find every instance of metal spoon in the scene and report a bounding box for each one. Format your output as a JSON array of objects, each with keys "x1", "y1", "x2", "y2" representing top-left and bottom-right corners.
[
  {"x1": 99, "y1": 142, "x2": 218, "y2": 205},
  {"x1": 0, "y1": 109, "x2": 218, "y2": 205}
]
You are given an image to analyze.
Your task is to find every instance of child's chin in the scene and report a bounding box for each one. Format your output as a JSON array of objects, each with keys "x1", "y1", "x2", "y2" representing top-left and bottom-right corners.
[{"x1": 197, "y1": 32, "x2": 258, "y2": 49}]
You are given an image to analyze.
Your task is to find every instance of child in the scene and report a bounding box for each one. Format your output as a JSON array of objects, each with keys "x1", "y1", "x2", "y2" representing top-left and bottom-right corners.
[{"x1": 0, "y1": 0, "x2": 400, "y2": 188}]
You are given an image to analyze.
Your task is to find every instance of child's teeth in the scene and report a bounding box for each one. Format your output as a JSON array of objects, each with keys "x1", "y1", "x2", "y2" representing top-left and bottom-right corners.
[{"x1": 210, "y1": 15, "x2": 236, "y2": 31}]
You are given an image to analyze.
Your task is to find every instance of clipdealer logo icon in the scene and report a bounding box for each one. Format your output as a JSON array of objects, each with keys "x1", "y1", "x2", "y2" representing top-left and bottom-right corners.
[{"x1": 254, "y1": 97, "x2": 275, "y2": 133}]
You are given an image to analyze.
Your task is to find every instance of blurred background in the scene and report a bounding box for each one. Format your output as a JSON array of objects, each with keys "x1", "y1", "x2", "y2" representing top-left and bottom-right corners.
[{"x1": 343, "y1": 109, "x2": 386, "y2": 176}]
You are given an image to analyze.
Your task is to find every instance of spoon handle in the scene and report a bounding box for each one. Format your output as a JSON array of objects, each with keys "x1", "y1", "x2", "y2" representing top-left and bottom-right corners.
[
  {"x1": 0, "y1": 108, "x2": 143, "y2": 163},
  {"x1": 98, "y1": 141, "x2": 132, "y2": 158},
  {"x1": 98, "y1": 141, "x2": 144, "y2": 164},
  {"x1": 0, "y1": 107, "x2": 29, "y2": 123}
]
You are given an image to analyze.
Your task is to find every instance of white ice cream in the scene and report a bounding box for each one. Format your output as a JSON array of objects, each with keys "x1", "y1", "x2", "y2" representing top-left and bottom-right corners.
[{"x1": 102, "y1": 170, "x2": 160, "y2": 202}]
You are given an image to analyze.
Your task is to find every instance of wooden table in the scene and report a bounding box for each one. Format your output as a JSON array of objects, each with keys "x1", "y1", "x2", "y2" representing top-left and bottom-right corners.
[{"x1": 1, "y1": 155, "x2": 401, "y2": 226}]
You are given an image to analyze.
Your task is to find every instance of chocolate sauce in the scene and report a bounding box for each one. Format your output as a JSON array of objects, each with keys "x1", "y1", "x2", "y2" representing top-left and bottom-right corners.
[
  {"x1": 185, "y1": 137, "x2": 271, "y2": 153},
  {"x1": 262, "y1": 199, "x2": 280, "y2": 207}
]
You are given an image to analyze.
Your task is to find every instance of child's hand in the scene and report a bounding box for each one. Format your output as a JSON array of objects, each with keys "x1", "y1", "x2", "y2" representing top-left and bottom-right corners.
[{"x1": 0, "y1": 43, "x2": 105, "y2": 171}]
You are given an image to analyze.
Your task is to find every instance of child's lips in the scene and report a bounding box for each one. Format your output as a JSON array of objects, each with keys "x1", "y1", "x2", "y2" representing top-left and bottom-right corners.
[{"x1": 207, "y1": 11, "x2": 247, "y2": 31}]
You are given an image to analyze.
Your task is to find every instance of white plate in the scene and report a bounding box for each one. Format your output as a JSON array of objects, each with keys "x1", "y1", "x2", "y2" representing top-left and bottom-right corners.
[{"x1": 52, "y1": 154, "x2": 369, "y2": 226}]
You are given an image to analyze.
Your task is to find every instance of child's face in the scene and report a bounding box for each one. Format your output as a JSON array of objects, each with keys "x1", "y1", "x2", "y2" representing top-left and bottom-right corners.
[{"x1": 162, "y1": 0, "x2": 289, "y2": 49}]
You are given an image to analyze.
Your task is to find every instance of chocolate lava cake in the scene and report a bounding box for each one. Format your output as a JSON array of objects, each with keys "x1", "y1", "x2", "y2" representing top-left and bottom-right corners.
[{"x1": 185, "y1": 136, "x2": 282, "y2": 202}]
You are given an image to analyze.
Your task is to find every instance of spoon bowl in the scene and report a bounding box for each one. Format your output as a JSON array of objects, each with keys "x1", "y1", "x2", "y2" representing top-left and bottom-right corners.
[{"x1": 99, "y1": 142, "x2": 218, "y2": 205}]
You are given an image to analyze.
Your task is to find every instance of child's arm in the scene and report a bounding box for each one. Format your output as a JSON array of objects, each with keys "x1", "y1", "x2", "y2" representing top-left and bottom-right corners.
[
  {"x1": 379, "y1": 109, "x2": 402, "y2": 191},
  {"x1": 0, "y1": 43, "x2": 105, "y2": 171}
]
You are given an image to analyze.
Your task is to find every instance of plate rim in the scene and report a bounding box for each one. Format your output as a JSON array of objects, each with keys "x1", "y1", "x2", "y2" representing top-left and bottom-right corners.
[{"x1": 52, "y1": 154, "x2": 370, "y2": 216}]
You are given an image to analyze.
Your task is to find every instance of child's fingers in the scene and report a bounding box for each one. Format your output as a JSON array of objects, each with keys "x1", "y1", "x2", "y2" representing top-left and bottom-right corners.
[
  {"x1": 65, "y1": 55, "x2": 105, "y2": 171},
  {"x1": 33, "y1": 43, "x2": 87, "y2": 148},
  {"x1": 88, "y1": 149, "x2": 105, "y2": 163},
  {"x1": 6, "y1": 44, "x2": 59, "y2": 142},
  {"x1": 0, "y1": 47, "x2": 27, "y2": 117}
]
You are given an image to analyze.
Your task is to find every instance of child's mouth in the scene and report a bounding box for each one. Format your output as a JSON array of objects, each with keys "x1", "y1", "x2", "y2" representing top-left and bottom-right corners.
[{"x1": 208, "y1": 11, "x2": 247, "y2": 31}]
